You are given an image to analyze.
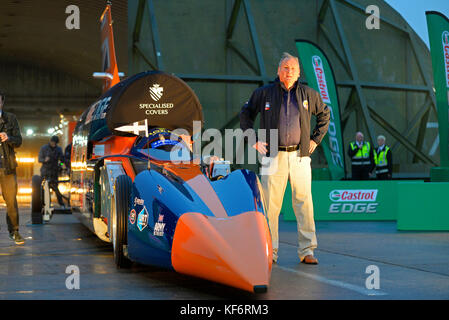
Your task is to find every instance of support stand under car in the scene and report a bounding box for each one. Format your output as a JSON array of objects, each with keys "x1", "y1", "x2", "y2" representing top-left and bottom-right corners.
[{"x1": 31, "y1": 175, "x2": 71, "y2": 224}]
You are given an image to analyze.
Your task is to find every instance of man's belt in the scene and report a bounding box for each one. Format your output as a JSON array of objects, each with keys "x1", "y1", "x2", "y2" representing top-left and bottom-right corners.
[{"x1": 278, "y1": 145, "x2": 299, "y2": 152}]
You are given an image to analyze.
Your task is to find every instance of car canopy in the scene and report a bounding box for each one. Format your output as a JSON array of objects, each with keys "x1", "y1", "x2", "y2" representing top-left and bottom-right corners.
[{"x1": 78, "y1": 71, "x2": 204, "y2": 141}]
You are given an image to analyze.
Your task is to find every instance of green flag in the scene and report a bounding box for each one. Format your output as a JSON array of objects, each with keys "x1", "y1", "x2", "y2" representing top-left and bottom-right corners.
[
  {"x1": 295, "y1": 40, "x2": 345, "y2": 180},
  {"x1": 426, "y1": 11, "x2": 449, "y2": 167}
]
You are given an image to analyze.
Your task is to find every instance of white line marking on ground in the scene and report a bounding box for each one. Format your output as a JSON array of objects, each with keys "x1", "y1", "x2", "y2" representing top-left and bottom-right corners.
[{"x1": 277, "y1": 265, "x2": 388, "y2": 296}]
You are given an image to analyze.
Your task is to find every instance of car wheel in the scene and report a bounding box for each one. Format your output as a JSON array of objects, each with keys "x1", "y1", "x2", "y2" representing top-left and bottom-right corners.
[{"x1": 112, "y1": 174, "x2": 132, "y2": 268}]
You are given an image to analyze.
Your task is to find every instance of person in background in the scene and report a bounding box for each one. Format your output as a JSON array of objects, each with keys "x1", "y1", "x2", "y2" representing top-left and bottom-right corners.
[
  {"x1": 38, "y1": 136, "x2": 68, "y2": 207},
  {"x1": 348, "y1": 132, "x2": 374, "y2": 180},
  {"x1": 374, "y1": 135, "x2": 392, "y2": 180},
  {"x1": 0, "y1": 91, "x2": 25, "y2": 245}
]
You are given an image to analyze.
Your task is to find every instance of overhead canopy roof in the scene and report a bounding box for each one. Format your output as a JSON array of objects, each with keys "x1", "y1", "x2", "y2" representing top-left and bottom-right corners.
[{"x1": 0, "y1": 0, "x2": 128, "y2": 87}]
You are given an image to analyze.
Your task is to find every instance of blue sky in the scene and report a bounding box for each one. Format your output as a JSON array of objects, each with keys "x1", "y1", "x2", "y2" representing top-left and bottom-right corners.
[{"x1": 384, "y1": 0, "x2": 449, "y2": 47}]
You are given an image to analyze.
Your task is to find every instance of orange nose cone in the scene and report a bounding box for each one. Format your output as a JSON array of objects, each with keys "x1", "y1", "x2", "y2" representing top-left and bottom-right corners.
[{"x1": 171, "y1": 211, "x2": 272, "y2": 293}]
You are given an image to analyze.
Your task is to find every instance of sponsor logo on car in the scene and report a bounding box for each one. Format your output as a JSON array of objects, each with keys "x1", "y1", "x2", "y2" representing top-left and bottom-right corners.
[
  {"x1": 149, "y1": 83, "x2": 164, "y2": 101},
  {"x1": 129, "y1": 209, "x2": 136, "y2": 224},
  {"x1": 153, "y1": 214, "x2": 165, "y2": 237},
  {"x1": 137, "y1": 206, "x2": 149, "y2": 231},
  {"x1": 134, "y1": 197, "x2": 144, "y2": 206}
]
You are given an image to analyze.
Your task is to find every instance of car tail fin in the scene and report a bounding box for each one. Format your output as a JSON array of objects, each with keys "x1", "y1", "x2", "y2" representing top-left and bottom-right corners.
[{"x1": 98, "y1": 2, "x2": 120, "y2": 92}]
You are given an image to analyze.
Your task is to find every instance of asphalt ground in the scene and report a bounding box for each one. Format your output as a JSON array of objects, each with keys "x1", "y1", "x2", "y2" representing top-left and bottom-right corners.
[{"x1": 0, "y1": 206, "x2": 448, "y2": 300}]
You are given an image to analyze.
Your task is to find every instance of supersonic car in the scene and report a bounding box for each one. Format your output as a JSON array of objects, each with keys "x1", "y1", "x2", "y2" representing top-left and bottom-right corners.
[{"x1": 69, "y1": 4, "x2": 272, "y2": 293}]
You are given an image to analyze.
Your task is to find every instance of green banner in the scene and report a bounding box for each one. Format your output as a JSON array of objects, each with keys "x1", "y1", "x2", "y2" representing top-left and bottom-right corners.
[
  {"x1": 295, "y1": 40, "x2": 345, "y2": 180},
  {"x1": 426, "y1": 11, "x2": 449, "y2": 167}
]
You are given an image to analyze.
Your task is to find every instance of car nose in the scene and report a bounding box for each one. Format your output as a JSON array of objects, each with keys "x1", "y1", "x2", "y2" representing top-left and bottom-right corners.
[{"x1": 170, "y1": 211, "x2": 272, "y2": 293}]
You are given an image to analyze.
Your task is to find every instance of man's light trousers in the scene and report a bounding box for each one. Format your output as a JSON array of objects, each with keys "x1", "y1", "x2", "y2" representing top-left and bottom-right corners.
[{"x1": 261, "y1": 151, "x2": 317, "y2": 260}]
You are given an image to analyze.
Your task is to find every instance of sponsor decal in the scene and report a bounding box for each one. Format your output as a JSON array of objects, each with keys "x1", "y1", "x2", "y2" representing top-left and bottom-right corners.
[
  {"x1": 311, "y1": 55, "x2": 343, "y2": 168},
  {"x1": 149, "y1": 128, "x2": 171, "y2": 135},
  {"x1": 329, "y1": 189, "x2": 378, "y2": 202},
  {"x1": 115, "y1": 119, "x2": 148, "y2": 136},
  {"x1": 151, "y1": 139, "x2": 178, "y2": 149},
  {"x1": 134, "y1": 197, "x2": 144, "y2": 206},
  {"x1": 129, "y1": 209, "x2": 136, "y2": 224},
  {"x1": 137, "y1": 206, "x2": 149, "y2": 231},
  {"x1": 303, "y1": 100, "x2": 309, "y2": 110},
  {"x1": 265, "y1": 102, "x2": 271, "y2": 110},
  {"x1": 85, "y1": 96, "x2": 111, "y2": 125},
  {"x1": 138, "y1": 84, "x2": 175, "y2": 115},
  {"x1": 153, "y1": 214, "x2": 165, "y2": 237},
  {"x1": 139, "y1": 103, "x2": 174, "y2": 115},
  {"x1": 149, "y1": 83, "x2": 164, "y2": 101},
  {"x1": 312, "y1": 55, "x2": 331, "y2": 104},
  {"x1": 328, "y1": 189, "x2": 378, "y2": 214},
  {"x1": 93, "y1": 144, "x2": 105, "y2": 156},
  {"x1": 442, "y1": 31, "x2": 449, "y2": 88}
]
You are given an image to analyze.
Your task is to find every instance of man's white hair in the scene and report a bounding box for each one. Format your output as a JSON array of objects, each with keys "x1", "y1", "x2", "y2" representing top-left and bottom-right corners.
[{"x1": 278, "y1": 52, "x2": 299, "y2": 68}]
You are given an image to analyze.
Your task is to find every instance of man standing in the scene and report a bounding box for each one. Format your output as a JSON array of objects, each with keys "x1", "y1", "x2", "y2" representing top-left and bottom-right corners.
[
  {"x1": 240, "y1": 52, "x2": 330, "y2": 264},
  {"x1": 0, "y1": 92, "x2": 24, "y2": 245},
  {"x1": 374, "y1": 135, "x2": 392, "y2": 180},
  {"x1": 38, "y1": 136, "x2": 67, "y2": 207},
  {"x1": 347, "y1": 132, "x2": 374, "y2": 180}
]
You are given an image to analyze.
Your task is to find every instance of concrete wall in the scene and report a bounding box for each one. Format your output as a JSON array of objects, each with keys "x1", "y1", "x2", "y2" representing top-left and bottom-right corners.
[{"x1": 128, "y1": 0, "x2": 437, "y2": 176}]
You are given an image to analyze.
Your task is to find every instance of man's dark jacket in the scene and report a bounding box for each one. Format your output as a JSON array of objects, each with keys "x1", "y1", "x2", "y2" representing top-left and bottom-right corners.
[
  {"x1": 39, "y1": 144, "x2": 64, "y2": 181},
  {"x1": 240, "y1": 79, "x2": 330, "y2": 157},
  {"x1": 0, "y1": 111, "x2": 22, "y2": 175}
]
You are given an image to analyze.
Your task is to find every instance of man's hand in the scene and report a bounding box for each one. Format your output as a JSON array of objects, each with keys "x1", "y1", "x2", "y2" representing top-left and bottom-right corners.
[
  {"x1": 0, "y1": 132, "x2": 8, "y2": 142},
  {"x1": 252, "y1": 141, "x2": 268, "y2": 155},
  {"x1": 309, "y1": 140, "x2": 318, "y2": 154},
  {"x1": 44, "y1": 156, "x2": 50, "y2": 163}
]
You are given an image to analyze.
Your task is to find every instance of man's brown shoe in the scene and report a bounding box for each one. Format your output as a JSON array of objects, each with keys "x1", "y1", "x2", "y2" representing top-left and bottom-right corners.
[{"x1": 301, "y1": 255, "x2": 318, "y2": 265}]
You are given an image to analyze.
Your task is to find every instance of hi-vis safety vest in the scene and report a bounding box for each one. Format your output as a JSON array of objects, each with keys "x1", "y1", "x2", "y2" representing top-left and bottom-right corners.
[
  {"x1": 374, "y1": 146, "x2": 390, "y2": 174},
  {"x1": 350, "y1": 142, "x2": 371, "y2": 165}
]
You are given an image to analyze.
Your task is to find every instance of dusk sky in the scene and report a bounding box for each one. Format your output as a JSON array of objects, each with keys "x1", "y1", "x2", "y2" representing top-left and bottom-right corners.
[{"x1": 384, "y1": 0, "x2": 449, "y2": 47}]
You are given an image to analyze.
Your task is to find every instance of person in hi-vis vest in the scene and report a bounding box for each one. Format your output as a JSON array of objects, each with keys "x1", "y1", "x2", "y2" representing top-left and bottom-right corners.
[
  {"x1": 347, "y1": 132, "x2": 374, "y2": 180},
  {"x1": 374, "y1": 135, "x2": 392, "y2": 180}
]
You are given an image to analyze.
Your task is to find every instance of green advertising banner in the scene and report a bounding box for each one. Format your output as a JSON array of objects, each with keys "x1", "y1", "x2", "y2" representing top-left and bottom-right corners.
[
  {"x1": 426, "y1": 11, "x2": 449, "y2": 167},
  {"x1": 295, "y1": 40, "x2": 345, "y2": 180},
  {"x1": 397, "y1": 181, "x2": 449, "y2": 230},
  {"x1": 281, "y1": 180, "x2": 449, "y2": 229}
]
